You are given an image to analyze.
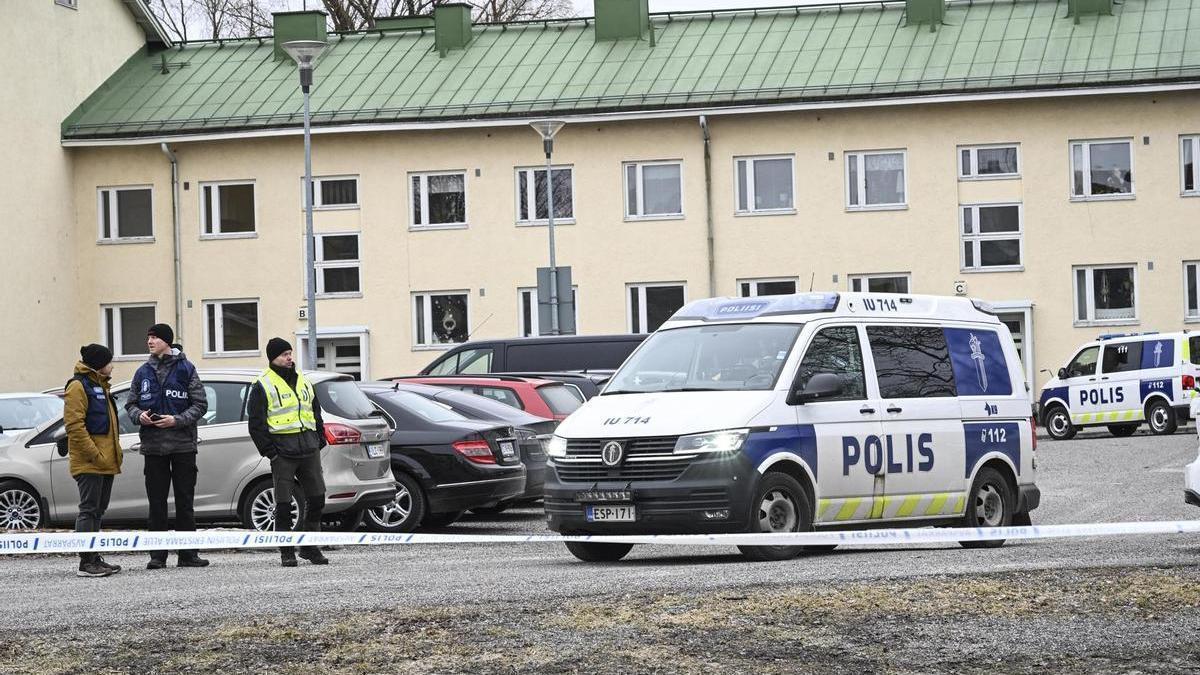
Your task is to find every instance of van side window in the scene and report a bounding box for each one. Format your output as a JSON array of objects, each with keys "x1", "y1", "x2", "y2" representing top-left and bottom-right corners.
[
  {"x1": 794, "y1": 327, "x2": 866, "y2": 401},
  {"x1": 457, "y1": 348, "x2": 494, "y2": 374},
  {"x1": 1101, "y1": 342, "x2": 1142, "y2": 374},
  {"x1": 1066, "y1": 346, "x2": 1099, "y2": 377},
  {"x1": 1192, "y1": 337, "x2": 1200, "y2": 366},
  {"x1": 427, "y1": 353, "x2": 459, "y2": 375},
  {"x1": 867, "y1": 326, "x2": 956, "y2": 398}
]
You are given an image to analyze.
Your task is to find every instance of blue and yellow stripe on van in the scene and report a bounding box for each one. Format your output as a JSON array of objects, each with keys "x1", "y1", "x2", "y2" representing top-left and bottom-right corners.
[
  {"x1": 816, "y1": 492, "x2": 967, "y2": 523},
  {"x1": 1071, "y1": 409, "x2": 1146, "y2": 424}
]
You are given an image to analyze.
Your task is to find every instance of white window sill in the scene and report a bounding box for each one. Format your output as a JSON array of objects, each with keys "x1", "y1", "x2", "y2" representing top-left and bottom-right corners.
[
  {"x1": 1182, "y1": 192, "x2": 1200, "y2": 198},
  {"x1": 961, "y1": 266, "x2": 1025, "y2": 274},
  {"x1": 624, "y1": 214, "x2": 685, "y2": 222},
  {"x1": 1073, "y1": 319, "x2": 1139, "y2": 328},
  {"x1": 734, "y1": 209, "x2": 797, "y2": 217},
  {"x1": 845, "y1": 204, "x2": 908, "y2": 212},
  {"x1": 316, "y1": 292, "x2": 363, "y2": 300},
  {"x1": 1069, "y1": 194, "x2": 1135, "y2": 202},
  {"x1": 307, "y1": 204, "x2": 360, "y2": 212},
  {"x1": 1185, "y1": 316, "x2": 1200, "y2": 324},
  {"x1": 516, "y1": 219, "x2": 576, "y2": 227},
  {"x1": 412, "y1": 344, "x2": 458, "y2": 352},
  {"x1": 200, "y1": 232, "x2": 258, "y2": 240},
  {"x1": 97, "y1": 237, "x2": 155, "y2": 245},
  {"x1": 410, "y1": 223, "x2": 468, "y2": 232},
  {"x1": 203, "y1": 350, "x2": 262, "y2": 358},
  {"x1": 958, "y1": 174, "x2": 1021, "y2": 182}
]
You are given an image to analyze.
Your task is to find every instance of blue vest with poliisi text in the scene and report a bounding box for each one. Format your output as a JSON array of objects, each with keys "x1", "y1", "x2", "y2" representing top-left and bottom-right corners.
[{"x1": 132, "y1": 359, "x2": 195, "y2": 416}]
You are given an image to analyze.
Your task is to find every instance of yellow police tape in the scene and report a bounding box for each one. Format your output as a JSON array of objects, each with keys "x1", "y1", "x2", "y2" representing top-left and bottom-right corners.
[{"x1": 2, "y1": 519, "x2": 1200, "y2": 555}]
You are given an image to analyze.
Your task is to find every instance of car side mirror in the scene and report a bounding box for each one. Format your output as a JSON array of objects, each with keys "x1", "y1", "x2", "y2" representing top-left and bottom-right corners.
[
  {"x1": 1057, "y1": 368, "x2": 1068, "y2": 380},
  {"x1": 788, "y1": 373, "x2": 843, "y2": 405}
]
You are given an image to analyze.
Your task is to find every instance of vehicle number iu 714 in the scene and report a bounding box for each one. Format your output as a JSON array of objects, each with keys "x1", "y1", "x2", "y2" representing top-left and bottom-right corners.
[{"x1": 979, "y1": 428, "x2": 1007, "y2": 444}]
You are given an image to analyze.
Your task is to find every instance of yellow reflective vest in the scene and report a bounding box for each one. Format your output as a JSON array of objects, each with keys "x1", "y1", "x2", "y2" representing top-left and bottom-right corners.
[{"x1": 257, "y1": 368, "x2": 317, "y2": 435}]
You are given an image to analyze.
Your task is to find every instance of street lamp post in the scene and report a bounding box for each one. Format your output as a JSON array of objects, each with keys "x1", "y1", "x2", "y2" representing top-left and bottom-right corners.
[
  {"x1": 529, "y1": 120, "x2": 565, "y2": 335},
  {"x1": 283, "y1": 40, "x2": 327, "y2": 371}
]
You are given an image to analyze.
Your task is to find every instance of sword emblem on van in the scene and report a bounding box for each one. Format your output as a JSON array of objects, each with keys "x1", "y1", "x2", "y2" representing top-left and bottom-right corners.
[
  {"x1": 1154, "y1": 341, "x2": 1163, "y2": 368},
  {"x1": 969, "y1": 333, "x2": 988, "y2": 392}
]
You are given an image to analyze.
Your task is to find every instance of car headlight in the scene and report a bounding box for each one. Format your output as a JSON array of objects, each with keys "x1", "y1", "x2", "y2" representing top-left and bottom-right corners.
[
  {"x1": 674, "y1": 429, "x2": 749, "y2": 454},
  {"x1": 546, "y1": 435, "x2": 568, "y2": 458}
]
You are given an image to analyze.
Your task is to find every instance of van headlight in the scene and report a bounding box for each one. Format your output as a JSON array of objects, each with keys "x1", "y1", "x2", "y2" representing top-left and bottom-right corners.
[
  {"x1": 674, "y1": 429, "x2": 749, "y2": 454},
  {"x1": 546, "y1": 435, "x2": 568, "y2": 458}
]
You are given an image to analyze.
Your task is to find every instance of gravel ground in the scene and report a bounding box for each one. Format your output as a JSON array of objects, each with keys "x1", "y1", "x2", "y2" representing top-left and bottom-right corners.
[{"x1": 1, "y1": 430, "x2": 1198, "y2": 672}]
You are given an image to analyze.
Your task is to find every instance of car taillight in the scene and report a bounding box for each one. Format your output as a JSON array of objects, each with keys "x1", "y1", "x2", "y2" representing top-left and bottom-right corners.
[
  {"x1": 1184, "y1": 375, "x2": 1196, "y2": 390},
  {"x1": 324, "y1": 423, "x2": 362, "y2": 445},
  {"x1": 1030, "y1": 416, "x2": 1038, "y2": 453},
  {"x1": 453, "y1": 439, "x2": 496, "y2": 465}
]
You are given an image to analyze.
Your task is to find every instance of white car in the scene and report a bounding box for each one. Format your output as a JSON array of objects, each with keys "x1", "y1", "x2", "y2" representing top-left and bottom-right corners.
[
  {"x1": 1186, "y1": 397, "x2": 1200, "y2": 508},
  {"x1": 0, "y1": 393, "x2": 63, "y2": 440}
]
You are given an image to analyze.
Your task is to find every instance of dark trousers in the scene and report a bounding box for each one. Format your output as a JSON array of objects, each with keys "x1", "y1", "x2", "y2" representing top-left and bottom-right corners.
[
  {"x1": 75, "y1": 474, "x2": 114, "y2": 562},
  {"x1": 144, "y1": 452, "x2": 198, "y2": 560},
  {"x1": 272, "y1": 454, "x2": 326, "y2": 554}
]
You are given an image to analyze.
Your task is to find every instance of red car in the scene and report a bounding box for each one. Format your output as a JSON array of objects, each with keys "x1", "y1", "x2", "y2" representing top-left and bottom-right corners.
[{"x1": 394, "y1": 375, "x2": 584, "y2": 421}]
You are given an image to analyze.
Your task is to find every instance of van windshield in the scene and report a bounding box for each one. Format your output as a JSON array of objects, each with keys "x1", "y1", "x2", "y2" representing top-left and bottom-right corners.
[{"x1": 604, "y1": 323, "x2": 801, "y2": 394}]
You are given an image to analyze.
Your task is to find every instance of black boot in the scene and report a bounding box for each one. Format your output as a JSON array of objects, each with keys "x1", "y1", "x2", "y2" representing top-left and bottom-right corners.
[
  {"x1": 178, "y1": 551, "x2": 210, "y2": 568},
  {"x1": 280, "y1": 547, "x2": 297, "y2": 567},
  {"x1": 298, "y1": 546, "x2": 329, "y2": 565}
]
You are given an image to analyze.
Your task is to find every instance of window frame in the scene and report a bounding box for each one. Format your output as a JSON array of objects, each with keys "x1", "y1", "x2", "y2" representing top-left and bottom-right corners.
[
  {"x1": 1185, "y1": 261, "x2": 1199, "y2": 322},
  {"x1": 301, "y1": 175, "x2": 360, "y2": 210},
  {"x1": 200, "y1": 180, "x2": 258, "y2": 238},
  {"x1": 623, "y1": 160, "x2": 685, "y2": 220},
  {"x1": 959, "y1": 202, "x2": 1024, "y2": 272},
  {"x1": 737, "y1": 277, "x2": 799, "y2": 297},
  {"x1": 312, "y1": 232, "x2": 362, "y2": 298},
  {"x1": 793, "y1": 324, "x2": 869, "y2": 402},
  {"x1": 733, "y1": 155, "x2": 796, "y2": 216},
  {"x1": 848, "y1": 273, "x2": 911, "y2": 294},
  {"x1": 55, "y1": 0, "x2": 78, "y2": 8},
  {"x1": 96, "y1": 185, "x2": 155, "y2": 243},
  {"x1": 626, "y1": 282, "x2": 687, "y2": 334},
  {"x1": 957, "y1": 144, "x2": 1021, "y2": 180},
  {"x1": 1181, "y1": 135, "x2": 1199, "y2": 196},
  {"x1": 202, "y1": 298, "x2": 261, "y2": 357},
  {"x1": 513, "y1": 165, "x2": 575, "y2": 226},
  {"x1": 409, "y1": 170, "x2": 468, "y2": 230},
  {"x1": 845, "y1": 149, "x2": 908, "y2": 211},
  {"x1": 1069, "y1": 139, "x2": 1135, "y2": 201},
  {"x1": 100, "y1": 303, "x2": 157, "y2": 360},
  {"x1": 412, "y1": 290, "x2": 471, "y2": 349},
  {"x1": 518, "y1": 286, "x2": 579, "y2": 337},
  {"x1": 1072, "y1": 264, "x2": 1139, "y2": 327}
]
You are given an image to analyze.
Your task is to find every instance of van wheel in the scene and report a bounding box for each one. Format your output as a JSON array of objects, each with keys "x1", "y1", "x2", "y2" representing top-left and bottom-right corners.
[
  {"x1": 564, "y1": 541, "x2": 634, "y2": 562},
  {"x1": 0, "y1": 480, "x2": 43, "y2": 530},
  {"x1": 241, "y1": 480, "x2": 303, "y2": 532},
  {"x1": 364, "y1": 472, "x2": 425, "y2": 534},
  {"x1": 1044, "y1": 406, "x2": 1076, "y2": 440},
  {"x1": 1147, "y1": 400, "x2": 1177, "y2": 436},
  {"x1": 738, "y1": 472, "x2": 812, "y2": 562},
  {"x1": 959, "y1": 467, "x2": 1014, "y2": 549},
  {"x1": 1107, "y1": 423, "x2": 1138, "y2": 438}
]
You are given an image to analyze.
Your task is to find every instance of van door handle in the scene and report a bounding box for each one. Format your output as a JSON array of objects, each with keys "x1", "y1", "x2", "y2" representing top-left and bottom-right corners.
[
  {"x1": 1100, "y1": 377, "x2": 1109, "y2": 381},
  {"x1": 859, "y1": 406, "x2": 876, "y2": 415},
  {"x1": 886, "y1": 406, "x2": 903, "y2": 414}
]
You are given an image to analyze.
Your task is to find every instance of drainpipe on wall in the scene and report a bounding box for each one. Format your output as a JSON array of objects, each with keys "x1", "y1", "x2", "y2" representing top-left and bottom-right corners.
[
  {"x1": 160, "y1": 143, "x2": 183, "y2": 338},
  {"x1": 699, "y1": 116, "x2": 715, "y2": 298}
]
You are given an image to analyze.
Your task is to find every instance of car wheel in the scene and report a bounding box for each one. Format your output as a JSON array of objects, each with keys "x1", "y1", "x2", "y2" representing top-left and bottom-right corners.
[
  {"x1": 738, "y1": 472, "x2": 812, "y2": 562},
  {"x1": 364, "y1": 472, "x2": 425, "y2": 534},
  {"x1": 960, "y1": 467, "x2": 1014, "y2": 549},
  {"x1": 421, "y1": 511, "x2": 464, "y2": 528},
  {"x1": 240, "y1": 480, "x2": 303, "y2": 532},
  {"x1": 1044, "y1": 405, "x2": 1076, "y2": 441},
  {"x1": 1147, "y1": 399, "x2": 1178, "y2": 436},
  {"x1": 564, "y1": 541, "x2": 634, "y2": 562},
  {"x1": 323, "y1": 508, "x2": 364, "y2": 532},
  {"x1": 1011, "y1": 512, "x2": 1032, "y2": 527},
  {"x1": 1107, "y1": 423, "x2": 1138, "y2": 438},
  {"x1": 0, "y1": 480, "x2": 42, "y2": 530}
]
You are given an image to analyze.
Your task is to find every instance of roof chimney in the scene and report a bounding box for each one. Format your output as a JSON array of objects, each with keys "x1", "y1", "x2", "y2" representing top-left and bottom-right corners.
[
  {"x1": 904, "y1": 0, "x2": 945, "y2": 32},
  {"x1": 273, "y1": 11, "x2": 327, "y2": 62},
  {"x1": 595, "y1": 0, "x2": 650, "y2": 41},
  {"x1": 1065, "y1": 0, "x2": 1114, "y2": 24},
  {"x1": 434, "y1": 3, "x2": 473, "y2": 56}
]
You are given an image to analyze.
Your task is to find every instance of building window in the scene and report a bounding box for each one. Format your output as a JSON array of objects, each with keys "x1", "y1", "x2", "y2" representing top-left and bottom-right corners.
[
  {"x1": 55, "y1": 0, "x2": 78, "y2": 8},
  {"x1": 1073, "y1": 265, "x2": 1137, "y2": 325},
  {"x1": 960, "y1": 203, "x2": 1023, "y2": 270},
  {"x1": 314, "y1": 233, "x2": 360, "y2": 296},
  {"x1": 515, "y1": 166, "x2": 573, "y2": 224},
  {"x1": 738, "y1": 278, "x2": 798, "y2": 297},
  {"x1": 624, "y1": 161, "x2": 683, "y2": 218},
  {"x1": 1070, "y1": 140, "x2": 1133, "y2": 199},
  {"x1": 102, "y1": 304, "x2": 156, "y2": 357},
  {"x1": 413, "y1": 292, "x2": 469, "y2": 346},
  {"x1": 97, "y1": 187, "x2": 153, "y2": 241},
  {"x1": 849, "y1": 274, "x2": 910, "y2": 294},
  {"x1": 628, "y1": 283, "x2": 686, "y2": 334},
  {"x1": 518, "y1": 287, "x2": 579, "y2": 337},
  {"x1": 734, "y1": 156, "x2": 793, "y2": 214},
  {"x1": 304, "y1": 176, "x2": 359, "y2": 209},
  {"x1": 959, "y1": 144, "x2": 1019, "y2": 179},
  {"x1": 846, "y1": 150, "x2": 906, "y2": 209},
  {"x1": 201, "y1": 182, "x2": 256, "y2": 236},
  {"x1": 1182, "y1": 136, "x2": 1199, "y2": 195},
  {"x1": 1186, "y1": 261, "x2": 1199, "y2": 321},
  {"x1": 203, "y1": 300, "x2": 259, "y2": 354},
  {"x1": 410, "y1": 172, "x2": 466, "y2": 228}
]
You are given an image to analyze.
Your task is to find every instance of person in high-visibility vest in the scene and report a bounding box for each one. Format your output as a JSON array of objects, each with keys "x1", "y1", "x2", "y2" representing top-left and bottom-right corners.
[{"x1": 247, "y1": 338, "x2": 329, "y2": 567}]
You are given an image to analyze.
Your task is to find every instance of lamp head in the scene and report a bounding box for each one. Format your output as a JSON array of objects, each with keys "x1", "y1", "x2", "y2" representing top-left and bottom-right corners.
[{"x1": 282, "y1": 40, "x2": 327, "y2": 69}]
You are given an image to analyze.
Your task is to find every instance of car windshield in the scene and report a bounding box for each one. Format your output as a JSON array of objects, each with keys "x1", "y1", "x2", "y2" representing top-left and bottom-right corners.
[
  {"x1": 315, "y1": 379, "x2": 377, "y2": 419},
  {"x1": 0, "y1": 396, "x2": 64, "y2": 432},
  {"x1": 382, "y1": 390, "x2": 469, "y2": 424},
  {"x1": 605, "y1": 323, "x2": 802, "y2": 394}
]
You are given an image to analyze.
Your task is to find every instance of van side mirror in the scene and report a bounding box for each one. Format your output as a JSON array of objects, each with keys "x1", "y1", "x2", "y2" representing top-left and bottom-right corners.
[
  {"x1": 1057, "y1": 367, "x2": 1068, "y2": 380},
  {"x1": 788, "y1": 373, "x2": 843, "y2": 405}
]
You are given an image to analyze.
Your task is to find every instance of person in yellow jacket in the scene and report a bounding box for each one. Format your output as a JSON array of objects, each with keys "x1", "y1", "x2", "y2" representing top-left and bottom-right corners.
[{"x1": 64, "y1": 344, "x2": 123, "y2": 578}]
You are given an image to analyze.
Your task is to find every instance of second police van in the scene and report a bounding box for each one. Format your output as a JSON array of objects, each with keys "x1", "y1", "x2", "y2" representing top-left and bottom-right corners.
[
  {"x1": 1038, "y1": 332, "x2": 1200, "y2": 441},
  {"x1": 543, "y1": 292, "x2": 1040, "y2": 562}
]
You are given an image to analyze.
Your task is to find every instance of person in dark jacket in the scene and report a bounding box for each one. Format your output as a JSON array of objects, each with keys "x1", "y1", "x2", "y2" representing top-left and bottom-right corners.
[
  {"x1": 64, "y1": 344, "x2": 123, "y2": 578},
  {"x1": 123, "y1": 323, "x2": 210, "y2": 570},
  {"x1": 247, "y1": 337, "x2": 330, "y2": 567}
]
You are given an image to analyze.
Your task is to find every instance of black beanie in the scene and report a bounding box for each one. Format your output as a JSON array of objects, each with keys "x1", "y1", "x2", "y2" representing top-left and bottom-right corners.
[
  {"x1": 266, "y1": 337, "x2": 293, "y2": 362},
  {"x1": 80, "y1": 343, "x2": 113, "y2": 371},
  {"x1": 147, "y1": 323, "x2": 174, "y2": 345}
]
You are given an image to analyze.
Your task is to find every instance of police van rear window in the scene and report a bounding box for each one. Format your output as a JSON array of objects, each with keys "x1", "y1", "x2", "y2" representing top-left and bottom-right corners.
[
  {"x1": 1101, "y1": 342, "x2": 1142, "y2": 374},
  {"x1": 1192, "y1": 337, "x2": 1200, "y2": 366},
  {"x1": 866, "y1": 326, "x2": 1013, "y2": 398}
]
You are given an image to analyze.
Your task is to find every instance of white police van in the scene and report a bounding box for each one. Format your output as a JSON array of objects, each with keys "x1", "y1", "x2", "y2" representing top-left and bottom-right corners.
[
  {"x1": 543, "y1": 292, "x2": 1040, "y2": 562},
  {"x1": 1038, "y1": 332, "x2": 1199, "y2": 440}
]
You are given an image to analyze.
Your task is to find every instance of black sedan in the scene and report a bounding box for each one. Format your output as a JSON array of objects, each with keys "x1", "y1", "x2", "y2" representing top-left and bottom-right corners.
[{"x1": 359, "y1": 384, "x2": 526, "y2": 533}]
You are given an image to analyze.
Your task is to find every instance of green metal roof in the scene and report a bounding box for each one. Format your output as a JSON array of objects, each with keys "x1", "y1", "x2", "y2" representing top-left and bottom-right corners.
[{"x1": 63, "y1": 0, "x2": 1200, "y2": 140}]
